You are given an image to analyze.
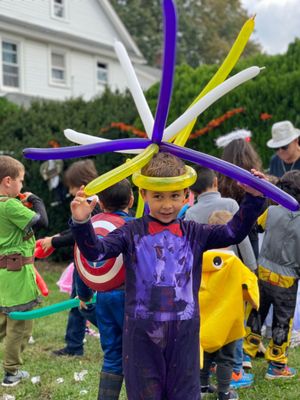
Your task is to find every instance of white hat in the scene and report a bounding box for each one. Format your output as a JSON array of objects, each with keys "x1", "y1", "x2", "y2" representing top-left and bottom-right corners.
[
  {"x1": 267, "y1": 121, "x2": 300, "y2": 148},
  {"x1": 215, "y1": 129, "x2": 251, "y2": 148}
]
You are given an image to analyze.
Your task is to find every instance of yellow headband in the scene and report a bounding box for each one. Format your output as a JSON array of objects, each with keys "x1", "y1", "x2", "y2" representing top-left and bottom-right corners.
[{"x1": 132, "y1": 165, "x2": 197, "y2": 191}]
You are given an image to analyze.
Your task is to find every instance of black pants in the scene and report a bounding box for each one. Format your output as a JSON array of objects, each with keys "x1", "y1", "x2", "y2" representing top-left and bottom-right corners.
[
  {"x1": 244, "y1": 278, "x2": 298, "y2": 364},
  {"x1": 200, "y1": 340, "x2": 236, "y2": 393}
]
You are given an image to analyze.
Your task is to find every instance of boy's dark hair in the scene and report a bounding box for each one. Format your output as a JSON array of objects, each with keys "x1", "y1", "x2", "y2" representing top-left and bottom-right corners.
[
  {"x1": 189, "y1": 166, "x2": 216, "y2": 195},
  {"x1": 99, "y1": 179, "x2": 132, "y2": 212},
  {"x1": 277, "y1": 170, "x2": 300, "y2": 203},
  {"x1": 0, "y1": 156, "x2": 24, "y2": 182},
  {"x1": 141, "y1": 152, "x2": 185, "y2": 177},
  {"x1": 64, "y1": 159, "x2": 98, "y2": 188}
]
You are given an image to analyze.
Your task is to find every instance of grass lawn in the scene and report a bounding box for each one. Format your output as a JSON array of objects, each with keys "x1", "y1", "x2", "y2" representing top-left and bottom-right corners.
[{"x1": 0, "y1": 261, "x2": 300, "y2": 399}]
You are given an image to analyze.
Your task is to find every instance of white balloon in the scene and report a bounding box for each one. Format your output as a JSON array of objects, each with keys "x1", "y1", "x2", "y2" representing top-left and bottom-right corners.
[
  {"x1": 64, "y1": 129, "x2": 141, "y2": 154},
  {"x1": 114, "y1": 41, "x2": 154, "y2": 138},
  {"x1": 64, "y1": 67, "x2": 261, "y2": 155},
  {"x1": 162, "y1": 66, "x2": 261, "y2": 142}
]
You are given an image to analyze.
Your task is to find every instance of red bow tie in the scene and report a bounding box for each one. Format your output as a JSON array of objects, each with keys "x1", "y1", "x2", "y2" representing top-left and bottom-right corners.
[{"x1": 148, "y1": 221, "x2": 182, "y2": 237}]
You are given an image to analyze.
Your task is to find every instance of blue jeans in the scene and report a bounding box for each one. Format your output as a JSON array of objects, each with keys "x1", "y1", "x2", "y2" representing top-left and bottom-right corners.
[
  {"x1": 96, "y1": 289, "x2": 125, "y2": 374},
  {"x1": 64, "y1": 268, "x2": 97, "y2": 354},
  {"x1": 233, "y1": 338, "x2": 243, "y2": 373}
]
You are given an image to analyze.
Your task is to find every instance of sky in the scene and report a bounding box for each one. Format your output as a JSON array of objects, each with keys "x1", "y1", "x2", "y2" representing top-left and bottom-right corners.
[{"x1": 240, "y1": 0, "x2": 300, "y2": 54}]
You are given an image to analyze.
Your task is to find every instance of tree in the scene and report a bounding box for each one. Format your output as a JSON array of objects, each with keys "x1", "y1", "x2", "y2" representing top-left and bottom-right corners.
[{"x1": 111, "y1": 0, "x2": 261, "y2": 67}]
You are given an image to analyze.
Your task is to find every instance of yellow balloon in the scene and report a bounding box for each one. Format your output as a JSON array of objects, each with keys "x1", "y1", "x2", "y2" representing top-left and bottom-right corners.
[
  {"x1": 132, "y1": 165, "x2": 197, "y2": 192},
  {"x1": 173, "y1": 16, "x2": 255, "y2": 147},
  {"x1": 135, "y1": 192, "x2": 145, "y2": 218},
  {"x1": 84, "y1": 144, "x2": 159, "y2": 196}
]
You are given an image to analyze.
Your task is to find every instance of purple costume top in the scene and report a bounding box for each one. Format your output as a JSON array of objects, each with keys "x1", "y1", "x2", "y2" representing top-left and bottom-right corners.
[{"x1": 71, "y1": 193, "x2": 265, "y2": 322}]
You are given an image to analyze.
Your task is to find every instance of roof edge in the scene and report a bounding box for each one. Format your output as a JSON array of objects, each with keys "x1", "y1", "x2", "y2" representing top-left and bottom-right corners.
[{"x1": 99, "y1": 0, "x2": 144, "y2": 60}]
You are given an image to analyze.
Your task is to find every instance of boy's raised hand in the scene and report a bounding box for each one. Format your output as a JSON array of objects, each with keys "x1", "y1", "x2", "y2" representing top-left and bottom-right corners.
[
  {"x1": 238, "y1": 169, "x2": 268, "y2": 197},
  {"x1": 71, "y1": 186, "x2": 98, "y2": 222}
]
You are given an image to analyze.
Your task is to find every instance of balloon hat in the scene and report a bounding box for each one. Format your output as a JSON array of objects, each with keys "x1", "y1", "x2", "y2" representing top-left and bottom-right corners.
[
  {"x1": 23, "y1": 0, "x2": 299, "y2": 211},
  {"x1": 132, "y1": 165, "x2": 197, "y2": 191}
]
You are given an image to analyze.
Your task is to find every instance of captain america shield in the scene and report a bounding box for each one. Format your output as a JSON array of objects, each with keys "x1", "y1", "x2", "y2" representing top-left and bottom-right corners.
[{"x1": 74, "y1": 213, "x2": 125, "y2": 291}]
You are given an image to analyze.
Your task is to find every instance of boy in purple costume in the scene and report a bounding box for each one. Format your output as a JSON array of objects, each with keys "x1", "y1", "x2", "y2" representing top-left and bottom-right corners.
[{"x1": 70, "y1": 153, "x2": 266, "y2": 400}]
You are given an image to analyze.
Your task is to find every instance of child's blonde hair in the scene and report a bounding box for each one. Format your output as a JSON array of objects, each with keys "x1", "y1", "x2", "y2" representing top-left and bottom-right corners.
[
  {"x1": 0, "y1": 156, "x2": 24, "y2": 182},
  {"x1": 208, "y1": 210, "x2": 233, "y2": 225}
]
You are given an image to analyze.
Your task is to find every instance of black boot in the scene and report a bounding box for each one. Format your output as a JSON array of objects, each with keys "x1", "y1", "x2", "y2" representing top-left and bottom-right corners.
[{"x1": 98, "y1": 372, "x2": 123, "y2": 400}]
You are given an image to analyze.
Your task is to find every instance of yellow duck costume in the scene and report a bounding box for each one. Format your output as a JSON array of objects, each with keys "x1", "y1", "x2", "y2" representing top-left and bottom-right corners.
[{"x1": 199, "y1": 249, "x2": 259, "y2": 354}]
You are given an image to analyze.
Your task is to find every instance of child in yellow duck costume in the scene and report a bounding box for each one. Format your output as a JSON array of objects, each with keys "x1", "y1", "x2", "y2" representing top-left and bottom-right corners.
[
  {"x1": 199, "y1": 210, "x2": 259, "y2": 400},
  {"x1": 200, "y1": 249, "x2": 259, "y2": 352}
]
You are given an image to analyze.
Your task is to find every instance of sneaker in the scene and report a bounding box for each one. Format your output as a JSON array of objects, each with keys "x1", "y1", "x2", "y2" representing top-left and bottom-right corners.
[
  {"x1": 265, "y1": 363, "x2": 297, "y2": 380},
  {"x1": 2, "y1": 370, "x2": 30, "y2": 387},
  {"x1": 52, "y1": 347, "x2": 83, "y2": 357},
  {"x1": 218, "y1": 389, "x2": 239, "y2": 400},
  {"x1": 85, "y1": 327, "x2": 100, "y2": 338},
  {"x1": 201, "y1": 384, "x2": 217, "y2": 398},
  {"x1": 230, "y1": 369, "x2": 254, "y2": 389},
  {"x1": 242, "y1": 353, "x2": 252, "y2": 369}
]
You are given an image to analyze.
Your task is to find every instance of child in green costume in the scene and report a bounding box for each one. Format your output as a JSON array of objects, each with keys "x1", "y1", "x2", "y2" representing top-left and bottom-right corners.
[{"x1": 0, "y1": 156, "x2": 48, "y2": 387}]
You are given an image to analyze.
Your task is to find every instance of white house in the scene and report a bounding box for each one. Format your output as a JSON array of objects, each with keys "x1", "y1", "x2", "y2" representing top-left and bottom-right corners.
[{"x1": 0, "y1": 0, "x2": 160, "y2": 105}]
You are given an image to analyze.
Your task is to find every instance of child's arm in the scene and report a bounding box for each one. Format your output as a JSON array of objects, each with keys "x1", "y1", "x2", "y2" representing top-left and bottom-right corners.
[
  {"x1": 204, "y1": 193, "x2": 265, "y2": 250},
  {"x1": 203, "y1": 170, "x2": 266, "y2": 248},
  {"x1": 236, "y1": 236, "x2": 257, "y2": 271},
  {"x1": 42, "y1": 199, "x2": 101, "y2": 251},
  {"x1": 24, "y1": 193, "x2": 48, "y2": 230}
]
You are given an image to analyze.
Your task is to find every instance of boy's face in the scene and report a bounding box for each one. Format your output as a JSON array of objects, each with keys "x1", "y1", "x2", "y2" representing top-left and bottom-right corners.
[
  {"x1": 141, "y1": 189, "x2": 186, "y2": 223},
  {"x1": 8, "y1": 170, "x2": 24, "y2": 197}
]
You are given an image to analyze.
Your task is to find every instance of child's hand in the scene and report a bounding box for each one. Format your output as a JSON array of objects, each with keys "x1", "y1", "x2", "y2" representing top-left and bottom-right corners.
[
  {"x1": 20, "y1": 192, "x2": 33, "y2": 201},
  {"x1": 18, "y1": 192, "x2": 33, "y2": 208},
  {"x1": 71, "y1": 186, "x2": 97, "y2": 222},
  {"x1": 238, "y1": 169, "x2": 268, "y2": 197},
  {"x1": 41, "y1": 236, "x2": 55, "y2": 251},
  {"x1": 76, "y1": 296, "x2": 93, "y2": 310},
  {"x1": 79, "y1": 299, "x2": 88, "y2": 310}
]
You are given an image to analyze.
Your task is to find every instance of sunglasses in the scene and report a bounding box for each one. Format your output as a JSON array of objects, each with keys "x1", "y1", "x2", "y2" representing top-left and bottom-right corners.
[{"x1": 275, "y1": 144, "x2": 290, "y2": 151}]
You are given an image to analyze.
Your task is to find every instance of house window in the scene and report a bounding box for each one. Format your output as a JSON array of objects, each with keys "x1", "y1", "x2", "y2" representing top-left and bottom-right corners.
[
  {"x1": 97, "y1": 62, "x2": 108, "y2": 85},
  {"x1": 52, "y1": 0, "x2": 65, "y2": 19},
  {"x1": 51, "y1": 51, "x2": 66, "y2": 84},
  {"x1": 2, "y1": 41, "x2": 19, "y2": 88}
]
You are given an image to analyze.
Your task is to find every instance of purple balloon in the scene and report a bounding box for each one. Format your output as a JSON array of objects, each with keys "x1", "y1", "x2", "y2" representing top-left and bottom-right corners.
[
  {"x1": 23, "y1": 138, "x2": 152, "y2": 161},
  {"x1": 151, "y1": 0, "x2": 177, "y2": 144},
  {"x1": 160, "y1": 142, "x2": 300, "y2": 211}
]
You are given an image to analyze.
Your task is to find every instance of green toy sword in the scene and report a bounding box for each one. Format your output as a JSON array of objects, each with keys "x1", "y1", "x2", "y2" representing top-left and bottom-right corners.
[{"x1": 8, "y1": 294, "x2": 96, "y2": 320}]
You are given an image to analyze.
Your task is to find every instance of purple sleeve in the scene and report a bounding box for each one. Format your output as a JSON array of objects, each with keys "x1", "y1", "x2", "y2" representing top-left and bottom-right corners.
[
  {"x1": 203, "y1": 193, "x2": 265, "y2": 250},
  {"x1": 70, "y1": 218, "x2": 129, "y2": 262}
]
